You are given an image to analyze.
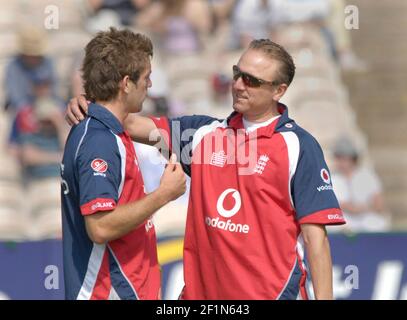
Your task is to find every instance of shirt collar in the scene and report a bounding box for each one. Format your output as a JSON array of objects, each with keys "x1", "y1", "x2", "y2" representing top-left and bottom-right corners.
[
  {"x1": 87, "y1": 103, "x2": 124, "y2": 134},
  {"x1": 227, "y1": 103, "x2": 294, "y2": 137}
]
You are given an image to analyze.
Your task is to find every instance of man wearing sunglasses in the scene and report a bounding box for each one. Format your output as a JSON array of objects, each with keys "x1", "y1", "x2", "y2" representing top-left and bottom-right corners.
[{"x1": 66, "y1": 38, "x2": 345, "y2": 300}]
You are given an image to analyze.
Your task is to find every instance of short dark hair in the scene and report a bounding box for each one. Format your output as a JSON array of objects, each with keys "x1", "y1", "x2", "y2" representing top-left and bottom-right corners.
[
  {"x1": 249, "y1": 39, "x2": 296, "y2": 86},
  {"x1": 82, "y1": 27, "x2": 153, "y2": 102}
]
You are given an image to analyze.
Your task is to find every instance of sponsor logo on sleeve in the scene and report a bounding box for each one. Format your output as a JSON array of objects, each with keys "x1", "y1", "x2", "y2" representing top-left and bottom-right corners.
[
  {"x1": 145, "y1": 219, "x2": 154, "y2": 233},
  {"x1": 328, "y1": 214, "x2": 344, "y2": 220},
  {"x1": 91, "y1": 201, "x2": 114, "y2": 211},
  {"x1": 317, "y1": 168, "x2": 333, "y2": 192},
  {"x1": 91, "y1": 158, "x2": 108, "y2": 177},
  {"x1": 321, "y1": 168, "x2": 331, "y2": 184}
]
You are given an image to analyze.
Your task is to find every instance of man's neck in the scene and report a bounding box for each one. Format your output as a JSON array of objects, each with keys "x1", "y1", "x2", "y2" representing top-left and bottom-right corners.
[
  {"x1": 242, "y1": 104, "x2": 280, "y2": 123},
  {"x1": 96, "y1": 99, "x2": 127, "y2": 125}
]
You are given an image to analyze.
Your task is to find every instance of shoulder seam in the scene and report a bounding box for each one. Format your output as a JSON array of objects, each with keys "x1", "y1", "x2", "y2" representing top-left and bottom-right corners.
[
  {"x1": 74, "y1": 118, "x2": 91, "y2": 161},
  {"x1": 191, "y1": 119, "x2": 227, "y2": 153}
]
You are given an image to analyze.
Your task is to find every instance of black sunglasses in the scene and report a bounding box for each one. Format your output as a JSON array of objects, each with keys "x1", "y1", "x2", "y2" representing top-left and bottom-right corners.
[{"x1": 232, "y1": 65, "x2": 279, "y2": 88}]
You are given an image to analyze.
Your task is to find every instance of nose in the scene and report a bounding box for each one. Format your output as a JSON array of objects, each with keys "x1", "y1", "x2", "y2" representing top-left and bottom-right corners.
[{"x1": 232, "y1": 76, "x2": 245, "y2": 91}]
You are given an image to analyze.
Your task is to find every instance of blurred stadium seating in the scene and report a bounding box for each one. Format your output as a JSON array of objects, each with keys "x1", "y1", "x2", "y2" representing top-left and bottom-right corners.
[{"x1": 340, "y1": 0, "x2": 407, "y2": 228}]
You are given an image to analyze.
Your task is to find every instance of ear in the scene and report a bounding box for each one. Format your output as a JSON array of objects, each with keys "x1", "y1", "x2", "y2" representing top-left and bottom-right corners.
[
  {"x1": 121, "y1": 75, "x2": 132, "y2": 94},
  {"x1": 272, "y1": 83, "x2": 288, "y2": 102}
]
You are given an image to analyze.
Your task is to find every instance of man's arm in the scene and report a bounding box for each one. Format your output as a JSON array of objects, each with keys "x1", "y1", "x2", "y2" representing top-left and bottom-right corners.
[
  {"x1": 124, "y1": 113, "x2": 161, "y2": 146},
  {"x1": 301, "y1": 224, "x2": 334, "y2": 300},
  {"x1": 65, "y1": 96, "x2": 87, "y2": 125},
  {"x1": 65, "y1": 96, "x2": 162, "y2": 146},
  {"x1": 85, "y1": 155, "x2": 186, "y2": 244}
]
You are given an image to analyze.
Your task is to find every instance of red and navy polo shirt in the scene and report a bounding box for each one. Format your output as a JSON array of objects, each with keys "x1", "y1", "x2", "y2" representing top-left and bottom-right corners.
[
  {"x1": 61, "y1": 103, "x2": 160, "y2": 300},
  {"x1": 151, "y1": 103, "x2": 345, "y2": 300}
]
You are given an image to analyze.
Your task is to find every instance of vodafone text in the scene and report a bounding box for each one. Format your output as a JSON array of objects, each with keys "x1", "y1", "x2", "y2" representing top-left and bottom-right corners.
[{"x1": 205, "y1": 216, "x2": 250, "y2": 234}]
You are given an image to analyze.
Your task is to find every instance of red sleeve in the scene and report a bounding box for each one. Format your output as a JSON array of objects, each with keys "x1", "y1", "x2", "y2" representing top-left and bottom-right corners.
[
  {"x1": 80, "y1": 198, "x2": 116, "y2": 216},
  {"x1": 149, "y1": 116, "x2": 172, "y2": 152},
  {"x1": 298, "y1": 208, "x2": 346, "y2": 225}
]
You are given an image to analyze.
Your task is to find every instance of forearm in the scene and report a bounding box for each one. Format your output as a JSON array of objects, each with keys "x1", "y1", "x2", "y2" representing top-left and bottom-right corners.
[
  {"x1": 124, "y1": 114, "x2": 159, "y2": 145},
  {"x1": 302, "y1": 224, "x2": 333, "y2": 300},
  {"x1": 86, "y1": 187, "x2": 170, "y2": 243},
  {"x1": 307, "y1": 240, "x2": 333, "y2": 299}
]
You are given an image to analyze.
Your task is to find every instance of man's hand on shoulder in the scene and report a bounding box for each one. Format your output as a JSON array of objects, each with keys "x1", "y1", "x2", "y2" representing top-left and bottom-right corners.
[{"x1": 65, "y1": 95, "x2": 89, "y2": 126}]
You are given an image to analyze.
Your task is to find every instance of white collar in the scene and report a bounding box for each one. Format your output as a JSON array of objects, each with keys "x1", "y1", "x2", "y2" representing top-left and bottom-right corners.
[{"x1": 242, "y1": 115, "x2": 281, "y2": 133}]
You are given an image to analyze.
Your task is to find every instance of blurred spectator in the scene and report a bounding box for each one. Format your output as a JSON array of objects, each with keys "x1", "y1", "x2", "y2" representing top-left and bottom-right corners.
[
  {"x1": 69, "y1": 51, "x2": 86, "y2": 99},
  {"x1": 85, "y1": 0, "x2": 152, "y2": 31},
  {"x1": 19, "y1": 97, "x2": 67, "y2": 182},
  {"x1": 137, "y1": 0, "x2": 212, "y2": 55},
  {"x1": 271, "y1": 0, "x2": 367, "y2": 71},
  {"x1": 209, "y1": 0, "x2": 236, "y2": 22},
  {"x1": 207, "y1": 0, "x2": 236, "y2": 34},
  {"x1": 229, "y1": 0, "x2": 275, "y2": 50},
  {"x1": 3, "y1": 26, "x2": 59, "y2": 113},
  {"x1": 211, "y1": 72, "x2": 231, "y2": 104},
  {"x1": 16, "y1": 91, "x2": 67, "y2": 239},
  {"x1": 328, "y1": 0, "x2": 368, "y2": 71},
  {"x1": 271, "y1": 0, "x2": 330, "y2": 25},
  {"x1": 228, "y1": 0, "x2": 331, "y2": 51},
  {"x1": 228, "y1": 0, "x2": 329, "y2": 50},
  {"x1": 147, "y1": 65, "x2": 172, "y2": 116},
  {"x1": 8, "y1": 61, "x2": 64, "y2": 159},
  {"x1": 270, "y1": 0, "x2": 333, "y2": 53},
  {"x1": 331, "y1": 137, "x2": 391, "y2": 232},
  {"x1": 13, "y1": 92, "x2": 67, "y2": 239}
]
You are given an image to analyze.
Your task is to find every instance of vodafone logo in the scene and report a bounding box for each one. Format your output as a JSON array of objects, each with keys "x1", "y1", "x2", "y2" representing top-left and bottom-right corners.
[
  {"x1": 206, "y1": 188, "x2": 249, "y2": 234},
  {"x1": 145, "y1": 219, "x2": 154, "y2": 233},
  {"x1": 320, "y1": 168, "x2": 331, "y2": 184},
  {"x1": 91, "y1": 159, "x2": 108, "y2": 173},
  {"x1": 216, "y1": 189, "x2": 241, "y2": 218},
  {"x1": 317, "y1": 168, "x2": 333, "y2": 192}
]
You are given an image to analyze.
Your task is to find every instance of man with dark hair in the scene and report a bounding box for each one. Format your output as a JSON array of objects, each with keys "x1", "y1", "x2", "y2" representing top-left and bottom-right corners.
[
  {"x1": 67, "y1": 38, "x2": 345, "y2": 299},
  {"x1": 61, "y1": 28, "x2": 186, "y2": 300}
]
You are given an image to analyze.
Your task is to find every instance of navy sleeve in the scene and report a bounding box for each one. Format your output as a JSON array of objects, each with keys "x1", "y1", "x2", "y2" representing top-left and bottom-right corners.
[
  {"x1": 291, "y1": 132, "x2": 345, "y2": 225},
  {"x1": 76, "y1": 130, "x2": 122, "y2": 215},
  {"x1": 151, "y1": 115, "x2": 220, "y2": 176}
]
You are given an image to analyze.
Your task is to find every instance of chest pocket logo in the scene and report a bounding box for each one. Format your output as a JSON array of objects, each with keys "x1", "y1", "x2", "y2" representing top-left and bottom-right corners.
[
  {"x1": 254, "y1": 155, "x2": 269, "y2": 175},
  {"x1": 217, "y1": 188, "x2": 241, "y2": 218}
]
